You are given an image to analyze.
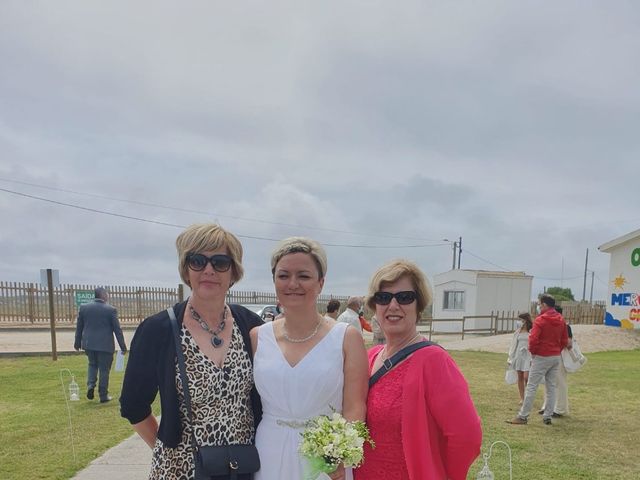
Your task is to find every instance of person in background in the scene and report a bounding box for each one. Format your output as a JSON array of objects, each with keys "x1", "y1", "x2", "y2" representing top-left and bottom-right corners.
[
  {"x1": 507, "y1": 312, "x2": 533, "y2": 404},
  {"x1": 370, "y1": 315, "x2": 385, "y2": 345},
  {"x1": 337, "y1": 296, "x2": 363, "y2": 334},
  {"x1": 508, "y1": 294, "x2": 568, "y2": 426},
  {"x1": 540, "y1": 306, "x2": 572, "y2": 417},
  {"x1": 358, "y1": 301, "x2": 373, "y2": 333},
  {"x1": 356, "y1": 259, "x2": 482, "y2": 480},
  {"x1": 74, "y1": 287, "x2": 127, "y2": 403},
  {"x1": 120, "y1": 223, "x2": 263, "y2": 480},
  {"x1": 325, "y1": 299, "x2": 341, "y2": 321}
]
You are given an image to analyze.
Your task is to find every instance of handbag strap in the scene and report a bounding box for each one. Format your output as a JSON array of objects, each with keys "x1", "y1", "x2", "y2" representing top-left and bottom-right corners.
[
  {"x1": 369, "y1": 340, "x2": 439, "y2": 388},
  {"x1": 167, "y1": 307, "x2": 199, "y2": 452}
]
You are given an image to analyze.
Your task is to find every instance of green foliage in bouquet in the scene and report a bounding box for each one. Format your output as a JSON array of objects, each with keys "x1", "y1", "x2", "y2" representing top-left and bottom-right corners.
[{"x1": 299, "y1": 412, "x2": 375, "y2": 479}]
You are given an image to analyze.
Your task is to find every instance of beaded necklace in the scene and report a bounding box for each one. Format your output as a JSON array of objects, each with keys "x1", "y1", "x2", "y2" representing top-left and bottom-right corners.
[
  {"x1": 189, "y1": 304, "x2": 227, "y2": 348},
  {"x1": 282, "y1": 316, "x2": 323, "y2": 343}
]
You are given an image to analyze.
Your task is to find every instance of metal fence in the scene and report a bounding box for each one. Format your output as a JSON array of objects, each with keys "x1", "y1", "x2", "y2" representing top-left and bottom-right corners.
[{"x1": 0, "y1": 281, "x2": 350, "y2": 326}]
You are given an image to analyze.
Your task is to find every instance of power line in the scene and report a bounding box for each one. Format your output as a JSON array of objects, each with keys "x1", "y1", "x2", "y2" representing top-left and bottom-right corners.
[
  {"x1": 0, "y1": 187, "x2": 449, "y2": 249},
  {"x1": 594, "y1": 274, "x2": 609, "y2": 288},
  {"x1": 0, "y1": 177, "x2": 445, "y2": 243},
  {"x1": 462, "y1": 249, "x2": 512, "y2": 271},
  {"x1": 462, "y1": 248, "x2": 604, "y2": 283}
]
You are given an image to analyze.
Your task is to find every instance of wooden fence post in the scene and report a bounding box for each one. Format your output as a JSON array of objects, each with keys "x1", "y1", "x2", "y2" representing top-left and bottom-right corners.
[
  {"x1": 178, "y1": 284, "x2": 184, "y2": 303},
  {"x1": 46, "y1": 269, "x2": 58, "y2": 361},
  {"x1": 28, "y1": 284, "x2": 35, "y2": 324}
]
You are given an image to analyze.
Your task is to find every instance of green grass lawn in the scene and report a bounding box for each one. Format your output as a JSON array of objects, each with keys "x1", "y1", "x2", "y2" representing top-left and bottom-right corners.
[
  {"x1": 0, "y1": 355, "x2": 159, "y2": 480},
  {"x1": 454, "y1": 349, "x2": 640, "y2": 479},
  {"x1": 0, "y1": 350, "x2": 638, "y2": 479}
]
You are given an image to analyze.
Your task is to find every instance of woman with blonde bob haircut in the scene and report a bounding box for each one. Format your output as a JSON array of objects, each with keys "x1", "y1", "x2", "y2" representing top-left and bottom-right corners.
[
  {"x1": 356, "y1": 259, "x2": 482, "y2": 480},
  {"x1": 121, "y1": 223, "x2": 263, "y2": 480},
  {"x1": 251, "y1": 237, "x2": 368, "y2": 480},
  {"x1": 365, "y1": 260, "x2": 432, "y2": 317},
  {"x1": 176, "y1": 223, "x2": 245, "y2": 288}
]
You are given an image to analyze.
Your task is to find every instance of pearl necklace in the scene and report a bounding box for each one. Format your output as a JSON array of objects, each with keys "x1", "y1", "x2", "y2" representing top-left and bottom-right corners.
[
  {"x1": 282, "y1": 317, "x2": 323, "y2": 343},
  {"x1": 189, "y1": 304, "x2": 227, "y2": 348},
  {"x1": 381, "y1": 333, "x2": 422, "y2": 361}
]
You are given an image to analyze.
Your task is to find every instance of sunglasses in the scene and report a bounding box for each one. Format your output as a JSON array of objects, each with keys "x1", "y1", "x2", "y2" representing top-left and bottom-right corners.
[
  {"x1": 373, "y1": 291, "x2": 417, "y2": 306},
  {"x1": 186, "y1": 253, "x2": 233, "y2": 273}
]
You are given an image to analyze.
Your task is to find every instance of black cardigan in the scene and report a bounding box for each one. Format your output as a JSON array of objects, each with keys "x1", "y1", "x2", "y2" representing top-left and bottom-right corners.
[{"x1": 119, "y1": 301, "x2": 264, "y2": 447}]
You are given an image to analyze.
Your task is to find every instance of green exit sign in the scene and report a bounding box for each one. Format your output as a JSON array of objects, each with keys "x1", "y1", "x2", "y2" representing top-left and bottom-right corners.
[{"x1": 74, "y1": 290, "x2": 94, "y2": 307}]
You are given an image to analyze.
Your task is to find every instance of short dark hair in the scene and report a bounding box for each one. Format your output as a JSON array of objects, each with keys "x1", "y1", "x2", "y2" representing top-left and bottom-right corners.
[
  {"x1": 94, "y1": 287, "x2": 108, "y2": 300},
  {"x1": 554, "y1": 306, "x2": 563, "y2": 314},
  {"x1": 539, "y1": 294, "x2": 556, "y2": 308},
  {"x1": 326, "y1": 299, "x2": 341, "y2": 314}
]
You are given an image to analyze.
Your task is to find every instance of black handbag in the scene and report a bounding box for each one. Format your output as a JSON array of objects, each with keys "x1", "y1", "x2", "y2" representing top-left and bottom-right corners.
[
  {"x1": 195, "y1": 444, "x2": 260, "y2": 478},
  {"x1": 168, "y1": 307, "x2": 260, "y2": 480}
]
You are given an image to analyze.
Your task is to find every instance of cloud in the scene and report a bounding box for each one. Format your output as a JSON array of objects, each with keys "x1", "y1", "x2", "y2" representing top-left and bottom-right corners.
[{"x1": 1, "y1": 1, "x2": 639, "y2": 302}]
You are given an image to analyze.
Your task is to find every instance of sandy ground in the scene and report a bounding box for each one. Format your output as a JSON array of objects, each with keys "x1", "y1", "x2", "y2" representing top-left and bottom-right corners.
[
  {"x1": 0, "y1": 327, "x2": 136, "y2": 354},
  {"x1": 1, "y1": 324, "x2": 638, "y2": 355},
  {"x1": 436, "y1": 324, "x2": 640, "y2": 354}
]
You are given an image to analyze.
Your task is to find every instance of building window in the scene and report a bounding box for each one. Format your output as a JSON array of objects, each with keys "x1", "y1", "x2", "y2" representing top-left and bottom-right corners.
[{"x1": 443, "y1": 291, "x2": 465, "y2": 310}]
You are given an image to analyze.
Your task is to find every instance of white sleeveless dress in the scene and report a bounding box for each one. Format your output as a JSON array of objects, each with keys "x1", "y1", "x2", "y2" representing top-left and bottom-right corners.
[{"x1": 253, "y1": 321, "x2": 353, "y2": 480}]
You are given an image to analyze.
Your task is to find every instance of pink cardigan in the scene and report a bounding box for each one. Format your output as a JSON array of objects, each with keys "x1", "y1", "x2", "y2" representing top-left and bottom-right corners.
[{"x1": 367, "y1": 345, "x2": 482, "y2": 480}]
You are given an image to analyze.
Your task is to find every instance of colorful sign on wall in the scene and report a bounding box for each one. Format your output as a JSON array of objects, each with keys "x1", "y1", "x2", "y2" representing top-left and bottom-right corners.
[{"x1": 601, "y1": 237, "x2": 640, "y2": 330}]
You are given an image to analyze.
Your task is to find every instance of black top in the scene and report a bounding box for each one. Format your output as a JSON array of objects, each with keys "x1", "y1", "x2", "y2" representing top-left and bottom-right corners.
[{"x1": 119, "y1": 301, "x2": 263, "y2": 448}]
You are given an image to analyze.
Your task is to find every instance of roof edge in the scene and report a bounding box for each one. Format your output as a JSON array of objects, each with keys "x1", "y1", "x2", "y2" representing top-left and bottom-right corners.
[{"x1": 598, "y1": 228, "x2": 640, "y2": 253}]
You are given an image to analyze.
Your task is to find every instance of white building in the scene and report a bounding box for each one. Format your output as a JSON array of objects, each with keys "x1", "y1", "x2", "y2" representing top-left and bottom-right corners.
[
  {"x1": 598, "y1": 228, "x2": 640, "y2": 329},
  {"x1": 432, "y1": 270, "x2": 533, "y2": 332}
]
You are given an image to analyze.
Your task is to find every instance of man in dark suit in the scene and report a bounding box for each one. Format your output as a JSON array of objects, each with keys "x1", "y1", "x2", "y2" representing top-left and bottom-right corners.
[{"x1": 74, "y1": 287, "x2": 127, "y2": 403}]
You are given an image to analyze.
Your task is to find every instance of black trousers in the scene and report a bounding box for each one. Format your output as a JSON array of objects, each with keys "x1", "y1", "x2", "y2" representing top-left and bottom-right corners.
[{"x1": 86, "y1": 350, "x2": 114, "y2": 399}]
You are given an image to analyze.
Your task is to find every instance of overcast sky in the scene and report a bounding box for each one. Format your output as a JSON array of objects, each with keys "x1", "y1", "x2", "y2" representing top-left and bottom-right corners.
[{"x1": 1, "y1": 1, "x2": 639, "y2": 302}]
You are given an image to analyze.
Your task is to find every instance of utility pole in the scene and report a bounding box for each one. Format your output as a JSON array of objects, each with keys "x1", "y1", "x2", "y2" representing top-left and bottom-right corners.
[
  {"x1": 452, "y1": 241, "x2": 457, "y2": 270},
  {"x1": 589, "y1": 271, "x2": 595, "y2": 303},
  {"x1": 457, "y1": 236, "x2": 462, "y2": 269},
  {"x1": 582, "y1": 248, "x2": 589, "y2": 301}
]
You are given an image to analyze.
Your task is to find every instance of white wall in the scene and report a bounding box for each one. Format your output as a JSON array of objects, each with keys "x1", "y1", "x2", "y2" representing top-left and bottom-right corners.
[
  {"x1": 432, "y1": 270, "x2": 477, "y2": 332},
  {"x1": 605, "y1": 237, "x2": 640, "y2": 329},
  {"x1": 432, "y1": 270, "x2": 532, "y2": 332},
  {"x1": 476, "y1": 275, "x2": 532, "y2": 315},
  {"x1": 472, "y1": 275, "x2": 532, "y2": 330}
]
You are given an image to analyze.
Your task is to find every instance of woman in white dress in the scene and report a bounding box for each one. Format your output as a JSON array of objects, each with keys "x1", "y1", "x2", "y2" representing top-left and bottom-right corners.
[
  {"x1": 507, "y1": 312, "x2": 533, "y2": 404},
  {"x1": 250, "y1": 237, "x2": 368, "y2": 480}
]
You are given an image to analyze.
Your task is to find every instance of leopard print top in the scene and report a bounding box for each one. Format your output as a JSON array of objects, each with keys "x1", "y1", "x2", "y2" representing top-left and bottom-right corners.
[{"x1": 149, "y1": 319, "x2": 255, "y2": 480}]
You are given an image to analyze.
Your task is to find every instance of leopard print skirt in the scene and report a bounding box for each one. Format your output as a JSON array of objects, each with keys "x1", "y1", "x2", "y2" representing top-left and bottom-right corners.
[{"x1": 149, "y1": 320, "x2": 255, "y2": 480}]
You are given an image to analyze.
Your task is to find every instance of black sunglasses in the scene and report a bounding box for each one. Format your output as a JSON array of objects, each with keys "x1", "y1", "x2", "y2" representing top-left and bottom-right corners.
[
  {"x1": 186, "y1": 253, "x2": 233, "y2": 273},
  {"x1": 373, "y1": 291, "x2": 417, "y2": 306}
]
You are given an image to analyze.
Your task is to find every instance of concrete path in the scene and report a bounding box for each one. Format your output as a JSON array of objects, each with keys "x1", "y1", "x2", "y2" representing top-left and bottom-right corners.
[
  {"x1": 0, "y1": 327, "x2": 136, "y2": 355},
  {"x1": 71, "y1": 433, "x2": 151, "y2": 479}
]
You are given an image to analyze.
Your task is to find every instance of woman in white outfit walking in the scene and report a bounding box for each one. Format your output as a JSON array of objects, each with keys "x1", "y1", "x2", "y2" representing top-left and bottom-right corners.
[{"x1": 507, "y1": 312, "x2": 533, "y2": 404}]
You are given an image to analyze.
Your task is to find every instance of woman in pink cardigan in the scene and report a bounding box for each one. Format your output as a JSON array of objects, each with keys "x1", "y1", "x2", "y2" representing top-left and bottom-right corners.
[{"x1": 355, "y1": 260, "x2": 482, "y2": 480}]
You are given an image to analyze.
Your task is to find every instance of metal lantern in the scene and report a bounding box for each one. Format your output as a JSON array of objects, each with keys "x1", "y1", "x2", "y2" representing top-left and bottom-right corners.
[
  {"x1": 476, "y1": 441, "x2": 512, "y2": 480},
  {"x1": 68, "y1": 375, "x2": 80, "y2": 401},
  {"x1": 476, "y1": 454, "x2": 495, "y2": 480}
]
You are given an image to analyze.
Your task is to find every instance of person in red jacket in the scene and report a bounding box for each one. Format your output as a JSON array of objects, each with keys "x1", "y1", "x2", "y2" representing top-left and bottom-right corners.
[{"x1": 508, "y1": 294, "x2": 568, "y2": 425}]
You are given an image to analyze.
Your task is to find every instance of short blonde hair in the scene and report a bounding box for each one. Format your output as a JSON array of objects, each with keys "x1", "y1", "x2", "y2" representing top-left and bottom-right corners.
[
  {"x1": 270, "y1": 237, "x2": 327, "y2": 279},
  {"x1": 176, "y1": 223, "x2": 244, "y2": 287},
  {"x1": 365, "y1": 259, "x2": 432, "y2": 316}
]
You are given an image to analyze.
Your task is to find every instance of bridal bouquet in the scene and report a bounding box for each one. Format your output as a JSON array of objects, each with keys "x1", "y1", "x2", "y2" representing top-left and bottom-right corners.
[{"x1": 299, "y1": 411, "x2": 374, "y2": 480}]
